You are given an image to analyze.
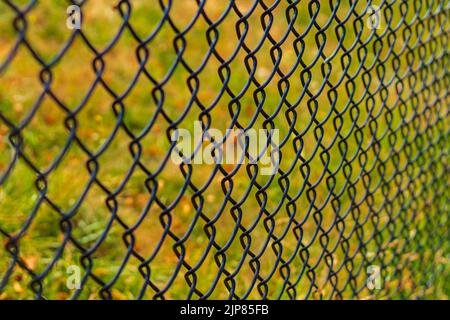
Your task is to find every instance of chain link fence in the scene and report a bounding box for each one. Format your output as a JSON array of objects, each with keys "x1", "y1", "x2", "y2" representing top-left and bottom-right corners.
[{"x1": 0, "y1": 0, "x2": 448, "y2": 300}]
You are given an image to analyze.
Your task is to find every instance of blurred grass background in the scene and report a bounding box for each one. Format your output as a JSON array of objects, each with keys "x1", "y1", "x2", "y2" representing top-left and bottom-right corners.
[{"x1": 0, "y1": 0, "x2": 448, "y2": 299}]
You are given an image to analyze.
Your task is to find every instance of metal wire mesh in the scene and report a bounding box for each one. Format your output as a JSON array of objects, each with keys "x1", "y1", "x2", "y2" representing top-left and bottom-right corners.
[{"x1": 0, "y1": 0, "x2": 448, "y2": 300}]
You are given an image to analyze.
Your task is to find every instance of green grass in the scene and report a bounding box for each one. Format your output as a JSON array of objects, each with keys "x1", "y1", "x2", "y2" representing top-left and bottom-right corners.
[{"x1": 0, "y1": 0, "x2": 448, "y2": 300}]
